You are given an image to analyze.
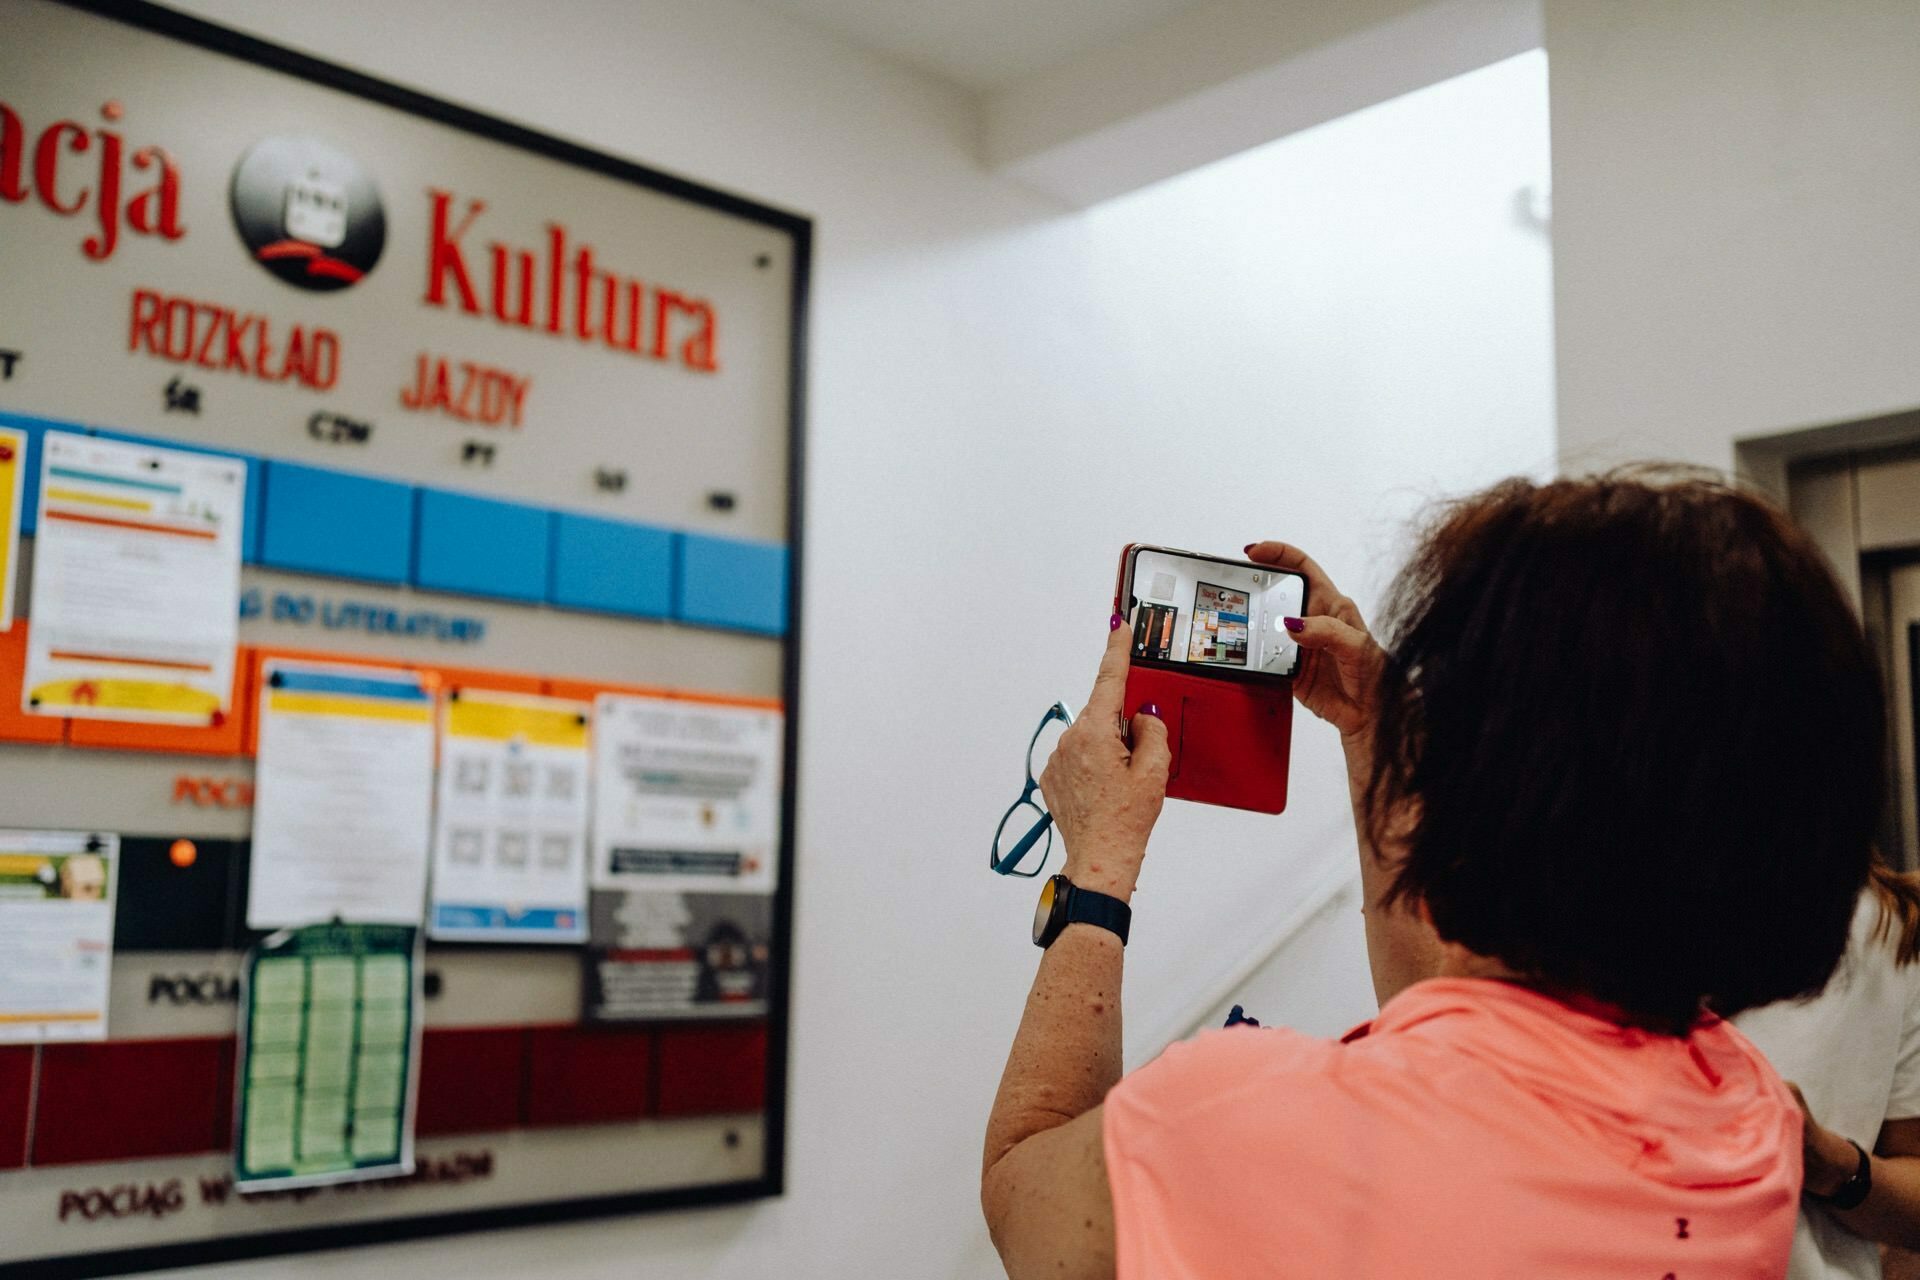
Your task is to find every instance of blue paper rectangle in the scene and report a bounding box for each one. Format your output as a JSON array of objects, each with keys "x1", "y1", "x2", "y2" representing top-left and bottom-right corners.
[
  {"x1": 260, "y1": 462, "x2": 415, "y2": 585},
  {"x1": 677, "y1": 533, "x2": 788, "y2": 636},
  {"x1": 413, "y1": 489, "x2": 551, "y2": 604},
  {"x1": 549, "y1": 513, "x2": 674, "y2": 619}
]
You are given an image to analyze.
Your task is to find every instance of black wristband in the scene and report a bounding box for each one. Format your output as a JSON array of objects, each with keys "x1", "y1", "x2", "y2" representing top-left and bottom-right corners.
[
  {"x1": 1809, "y1": 1139, "x2": 1872, "y2": 1211},
  {"x1": 1063, "y1": 882, "x2": 1131, "y2": 946}
]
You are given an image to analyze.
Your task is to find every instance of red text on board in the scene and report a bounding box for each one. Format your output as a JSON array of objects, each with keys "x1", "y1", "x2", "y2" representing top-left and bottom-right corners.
[
  {"x1": 128, "y1": 288, "x2": 341, "y2": 391},
  {"x1": 423, "y1": 190, "x2": 719, "y2": 373},
  {"x1": 0, "y1": 100, "x2": 186, "y2": 262}
]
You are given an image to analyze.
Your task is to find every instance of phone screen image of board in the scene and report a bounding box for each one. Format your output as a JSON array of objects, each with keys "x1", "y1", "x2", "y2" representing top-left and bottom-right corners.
[
  {"x1": 1189, "y1": 583, "x2": 1250, "y2": 666},
  {"x1": 1128, "y1": 548, "x2": 1307, "y2": 678}
]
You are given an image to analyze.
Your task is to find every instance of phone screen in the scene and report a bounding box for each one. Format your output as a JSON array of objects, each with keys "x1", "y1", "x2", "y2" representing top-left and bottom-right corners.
[{"x1": 1125, "y1": 547, "x2": 1308, "y2": 681}]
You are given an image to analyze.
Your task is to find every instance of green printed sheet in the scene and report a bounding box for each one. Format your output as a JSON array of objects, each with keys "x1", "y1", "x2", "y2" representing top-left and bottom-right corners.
[{"x1": 234, "y1": 922, "x2": 421, "y2": 1191}]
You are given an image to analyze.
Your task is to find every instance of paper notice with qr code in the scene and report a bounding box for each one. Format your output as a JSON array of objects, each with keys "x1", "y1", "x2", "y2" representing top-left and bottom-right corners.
[
  {"x1": 590, "y1": 695, "x2": 782, "y2": 894},
  {"x1": 428, "y1": 689, "x2": 592, "y2": 943}
]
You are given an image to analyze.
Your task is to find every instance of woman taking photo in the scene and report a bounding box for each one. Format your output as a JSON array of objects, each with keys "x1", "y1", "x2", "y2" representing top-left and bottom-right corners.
[{"x1": 981, "y1": 472, "x2": 1886, "y2": 1278}]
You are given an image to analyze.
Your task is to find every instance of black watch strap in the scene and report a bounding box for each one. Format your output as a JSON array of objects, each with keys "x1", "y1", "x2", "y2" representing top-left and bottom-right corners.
[
  {"x1": 1809, "y1": 1138, "x2": 1872, "y2": 1210},
  {"x1": 1062, "y1": 882, "x2": 1131, "y2": 946}
]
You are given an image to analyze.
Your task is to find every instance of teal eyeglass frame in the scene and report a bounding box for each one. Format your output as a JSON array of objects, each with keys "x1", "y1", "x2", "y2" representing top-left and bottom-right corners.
[{"x1": 990, "y1": 700, "x2": 1074, "y2": 877}]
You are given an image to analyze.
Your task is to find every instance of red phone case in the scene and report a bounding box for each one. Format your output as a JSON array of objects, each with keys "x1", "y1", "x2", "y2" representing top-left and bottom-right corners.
[{"x1": 1115, "y1": 546, "x2": 1294, "y2": 815}]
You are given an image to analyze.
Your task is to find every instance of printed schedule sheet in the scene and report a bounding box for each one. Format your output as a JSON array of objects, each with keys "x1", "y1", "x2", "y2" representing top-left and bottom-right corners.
[{"x1": 236, "y1": 923, "x2": 420, "y2": 1191}]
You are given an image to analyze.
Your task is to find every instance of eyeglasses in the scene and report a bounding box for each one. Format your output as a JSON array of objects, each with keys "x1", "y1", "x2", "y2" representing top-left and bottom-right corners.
[{"x1": 990, "y1": 701, "x2": 1073, "y2": 877}]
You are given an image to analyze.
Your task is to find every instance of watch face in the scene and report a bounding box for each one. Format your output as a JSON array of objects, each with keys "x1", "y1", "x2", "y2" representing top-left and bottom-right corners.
[{"x1": 1033, "y1": 876, "x2": 1058, "y2": 945}]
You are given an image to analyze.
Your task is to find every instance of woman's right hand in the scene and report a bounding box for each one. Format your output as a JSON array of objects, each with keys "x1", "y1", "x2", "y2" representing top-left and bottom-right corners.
[
  {"x1": 1250, "y1": 543, "x2": 1445, "y2": 1003},
  {"x1": 1787, "y1": 1083, "x2": 1870, "y2": 1200},
  {"x1": 1244, "y1": 541, "x2": 1384, "y2": 745}
]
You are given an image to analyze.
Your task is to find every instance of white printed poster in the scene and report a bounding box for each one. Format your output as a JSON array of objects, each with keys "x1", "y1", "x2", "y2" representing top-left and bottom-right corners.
[
  {"x1": 0, "y1": 830, "x2": 120, "y2": 1042},
  {"x1": 428, "y1": 689, "x2": 592, "y2": 943},
  {"x1": 248, "y1": 661, "x2": 437, "y2": 929},
  {"x1": 591, "y1": 695, "x2": 782, "y2": 894},
  {"x1": 24, "y1": 432, "x2": 244, "y2": 724}
]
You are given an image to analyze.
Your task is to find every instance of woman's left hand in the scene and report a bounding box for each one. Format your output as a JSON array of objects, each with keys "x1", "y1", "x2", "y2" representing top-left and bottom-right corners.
[
  {"x1": 1037, "y1": 620, "x2": 1172, "y2": 901},
  {"x1": 1789, "y1": 1082, "x2": 1866, "y2": 1198}
]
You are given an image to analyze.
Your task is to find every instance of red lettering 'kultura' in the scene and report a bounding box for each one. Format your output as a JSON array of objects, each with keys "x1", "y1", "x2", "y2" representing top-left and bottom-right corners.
[{"x1": 423, "y1": 189, "x2": 718, "y2": 373}]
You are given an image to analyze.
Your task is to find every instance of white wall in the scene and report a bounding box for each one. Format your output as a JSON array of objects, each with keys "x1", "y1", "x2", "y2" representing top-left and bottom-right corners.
[
  {"x1": 1193, "y1": 877, "x2": 1376, "y2": 1040},
  {"x1": 1547, "y1": 0, "x2": 1920, "y2": 475},
  {"x1": 148, "y1": 6, "x2": 1553, "y2": 1277}
]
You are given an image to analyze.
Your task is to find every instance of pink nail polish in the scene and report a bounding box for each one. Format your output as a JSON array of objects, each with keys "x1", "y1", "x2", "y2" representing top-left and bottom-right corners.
[
  {"x1": 1140, "y1": 703, "x2": 1162, "y2": 719},
  {"x1": 1284, "y1": 616, "x2": 1305, "y2": 634},
  {"x1": 1110, "y1": 613, "x2": 1124, "y2": 631}
]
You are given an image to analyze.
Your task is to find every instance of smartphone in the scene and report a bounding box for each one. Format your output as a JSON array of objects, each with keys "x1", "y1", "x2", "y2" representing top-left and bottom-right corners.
[
  {"x1": 1113, "y1": 545, "x2": 1307, "y2": 814},
  {"x1": 1121, "y1": 545, "x2": 1309, "y2": 680}
]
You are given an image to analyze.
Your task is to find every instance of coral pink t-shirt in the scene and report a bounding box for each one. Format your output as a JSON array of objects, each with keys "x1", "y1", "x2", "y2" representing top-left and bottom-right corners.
[{"x1": 1103, "y1": 978, "x2": 1801, "y2": 1279}]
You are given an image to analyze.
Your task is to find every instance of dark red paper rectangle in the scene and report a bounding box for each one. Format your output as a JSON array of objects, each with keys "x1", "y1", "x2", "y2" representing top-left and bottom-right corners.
[
  {"x1": 0, "y1": 1046, "x2": 35, "y2": 1169},
  {"x1": 33, "y1": 1038, "x2": 234, "y2": 1166},
  {"x1": 416, "y1": 1027, "x2": 526, "y2": 1137},
  {"x1": 655, "y1": 1023, "x2": 767, "y2": 1117},
  {"x1": 523, "y1": 1026, "x2": 651, "y2": 1126},
  {"x1": 211, "y1": 1037, "x2": 236, "y2": 1151}
]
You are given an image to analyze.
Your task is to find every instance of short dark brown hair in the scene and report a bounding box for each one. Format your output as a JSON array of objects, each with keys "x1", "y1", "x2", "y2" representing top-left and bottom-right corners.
[{"x1": 1367, "y1": 469, "x2": 1885, "y2": 1033}]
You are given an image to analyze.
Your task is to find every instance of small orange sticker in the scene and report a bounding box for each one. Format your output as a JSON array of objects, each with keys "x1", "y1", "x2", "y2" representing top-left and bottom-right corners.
[{"x1": 168, "y1": 839, "x2": 197, "y2": 868}]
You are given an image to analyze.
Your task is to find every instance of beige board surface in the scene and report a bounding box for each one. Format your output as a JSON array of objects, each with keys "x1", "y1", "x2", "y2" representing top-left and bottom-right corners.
[
  {"x1": 0, "y1": 1117, "x2": 766, "y2": 1264},
  {"x1": 0, "y1": 743, "x2": 255, "y2": 839},
  {"x1": 113, "y1": 949, "x2": 583, "y2": 1039},
  {"x1": 236, "y1": 567, "x2": 782, "y2": 695}
]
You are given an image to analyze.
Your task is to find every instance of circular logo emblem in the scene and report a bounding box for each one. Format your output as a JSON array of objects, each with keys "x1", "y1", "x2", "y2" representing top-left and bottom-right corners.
[{"x1": 229, "y1": 135, "x2": 384, "y2": 291}]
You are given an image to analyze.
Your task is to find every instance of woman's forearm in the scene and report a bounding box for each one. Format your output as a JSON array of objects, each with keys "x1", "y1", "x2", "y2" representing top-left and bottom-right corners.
[
  {"x1": 980, "y1": 631, "x2": 1162, "y2": 1277},
  {"x1": 1826, "y1": 1152, "x2": 1920, "y2": 1251},
  {"x1": 982, "y1": 915, "x2": 1126, "y2": 1182},
  {"x1": 1344, "y1": 732, "x2": 1444, "y2": 1005}
]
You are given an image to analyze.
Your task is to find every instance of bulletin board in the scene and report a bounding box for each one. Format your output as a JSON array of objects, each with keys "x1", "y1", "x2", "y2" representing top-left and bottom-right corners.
[{"x1": 0, "y1": 0, "x2": 807, "y2": 1274}]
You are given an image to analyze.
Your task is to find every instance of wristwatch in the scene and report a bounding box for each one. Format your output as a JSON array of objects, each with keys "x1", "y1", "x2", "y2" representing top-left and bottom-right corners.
[
  {"x1": 1808, "y1": 1138, "x2": 1872, "y2": 1211},
  {"x1": 1033, "y1": 874, "x2": 1131, "y2": 948}
]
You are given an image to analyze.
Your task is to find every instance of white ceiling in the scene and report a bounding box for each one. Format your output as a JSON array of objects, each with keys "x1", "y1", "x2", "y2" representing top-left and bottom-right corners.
[{"x1": 744, "y1": 0, "x2": 1212, "y2": 92}]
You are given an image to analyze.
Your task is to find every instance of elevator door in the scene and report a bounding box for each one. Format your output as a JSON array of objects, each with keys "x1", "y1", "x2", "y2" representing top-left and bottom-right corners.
[
  {"x1": 1886, "y1": 563, "x2": 1920, "y2": 868},
  {"x1": 1785, "y1": 444, "x2": 1920, "y2": 868}
]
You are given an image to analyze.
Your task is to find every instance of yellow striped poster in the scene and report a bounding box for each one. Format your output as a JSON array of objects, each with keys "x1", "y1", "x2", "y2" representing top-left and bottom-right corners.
[{"x1": 0, "y1": 426, "x2": 23, "y2": 631}]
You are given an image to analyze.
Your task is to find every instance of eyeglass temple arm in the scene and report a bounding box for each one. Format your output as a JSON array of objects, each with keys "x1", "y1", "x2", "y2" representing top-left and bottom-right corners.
[
  {"x1": 995, "y1": 811, "x2": 1054, "y2": 875},
  {"x1": 1029, "y1": 702, "x2": 1073, "y2": 756}
]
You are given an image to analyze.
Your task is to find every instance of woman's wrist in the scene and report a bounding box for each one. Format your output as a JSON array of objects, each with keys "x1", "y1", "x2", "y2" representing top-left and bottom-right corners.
[
  {"x1": 1063, "y1": 845, "x2": 1142, "y2": 901},
  {"x1": 1806, "y1": 1125, "x2": 1863, "y2": 1198},
  {"x1": 1340, "y1": 725, "x2": 1374, "y2": 766}
]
